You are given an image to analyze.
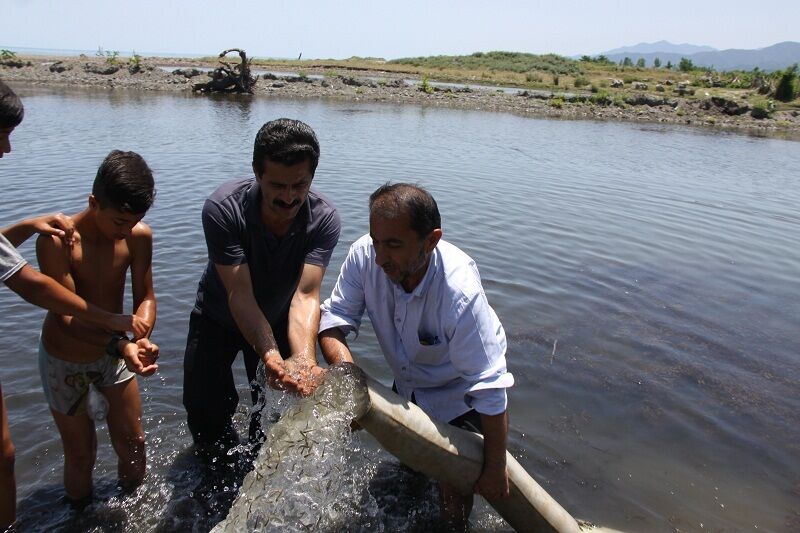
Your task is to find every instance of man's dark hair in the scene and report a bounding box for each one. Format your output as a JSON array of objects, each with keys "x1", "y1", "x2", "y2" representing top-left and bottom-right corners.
[
  {"x1": 92, "y1": 150, "x2": 156, "y2": 214},
  {"x1": 369, "y1": 183, "x2": 441, "y2": 238},
  {"x1": 0, "y1": 80, "x2": 24, "y2": 128},
  {"x1": 252, "y1": 118, "x2": 320, "y2": 176}
]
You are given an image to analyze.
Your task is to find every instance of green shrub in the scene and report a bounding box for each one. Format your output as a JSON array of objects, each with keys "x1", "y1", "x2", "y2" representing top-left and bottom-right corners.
[
  {"x1": 574, "y1": 76, "x2": 590, "y2": 88},
  {"x1": 550, "y1": 97, "x2": 564, "y2": 108},
  {"x1": 679, "y1": 57, "x2": 695, "y2": 72},
  {"x1": 751, "y1": 99, "x2": 775, "y2": 119},
  {"x1": 553, "y1": 75, "x2": 559, "y2": 86},
  {"x1": 526, "y1": 72, "x2": 542, "y2": 83},
  {"x1": 0, "y1": 50, "x2": 16, "y2": 60},
  {"x1": 420, "y1": 75, "x2": 434, "y2": 94},
  {"x1": 590, "y1": 91, "x2": 612, "y2": 105},
  {"x1": 775, "y1": 64, "x2": 798, "y2": 102},
  {"x1": 127, "y1": 51, "x2": 143, "y2": 74}
]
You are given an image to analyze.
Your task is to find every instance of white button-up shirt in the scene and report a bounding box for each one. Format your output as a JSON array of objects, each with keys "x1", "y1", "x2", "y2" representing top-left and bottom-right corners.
[{"x1": 320, "y1": 234, "x2": 514, "y2": 423}]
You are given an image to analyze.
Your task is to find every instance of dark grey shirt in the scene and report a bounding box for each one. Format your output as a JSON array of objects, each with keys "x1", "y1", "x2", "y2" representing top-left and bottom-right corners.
[{"x1": 194, "y1": 177, "x2": 340, "y2": 332}]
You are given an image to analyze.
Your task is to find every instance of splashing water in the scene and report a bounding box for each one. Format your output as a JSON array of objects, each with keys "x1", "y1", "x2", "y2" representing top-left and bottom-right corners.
[{"x1": 214, "y1": 364, "x2": 369, "y2": 532}]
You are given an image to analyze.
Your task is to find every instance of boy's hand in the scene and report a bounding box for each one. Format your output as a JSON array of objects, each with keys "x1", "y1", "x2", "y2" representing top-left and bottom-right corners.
[
  {"x1": 29, "y1": 213, "x2": 76, "y2": 246},
  {"x1": 120, "y1": 339, "x2": 159, "y2": 377},
  {"x1": 107, "y1": 314, "x2": 149, "y2": 339},
  {"x1": 136, "y1": 338, "x2": 159, "y2": 367}
]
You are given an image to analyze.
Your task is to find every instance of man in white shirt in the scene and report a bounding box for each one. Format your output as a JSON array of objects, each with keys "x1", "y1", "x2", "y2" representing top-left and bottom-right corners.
[{"x1": 319, "y1": 182, "x2": 513, "y2": 528}]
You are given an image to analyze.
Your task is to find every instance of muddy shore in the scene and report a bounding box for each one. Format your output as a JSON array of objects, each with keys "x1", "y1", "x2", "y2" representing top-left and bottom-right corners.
[{"x1": 3, "y1": 55, "x2": 799, "y2": 139}]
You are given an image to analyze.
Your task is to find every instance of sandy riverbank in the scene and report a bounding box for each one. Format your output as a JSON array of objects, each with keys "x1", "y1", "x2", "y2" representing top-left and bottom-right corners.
[{"x1": 3, "y1": 54, "x2": 799, "y2": 139}]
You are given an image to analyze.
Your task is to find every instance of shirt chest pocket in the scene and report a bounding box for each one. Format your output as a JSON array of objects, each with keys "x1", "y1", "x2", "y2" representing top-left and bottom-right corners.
[{"x1": 411, "y1": 337, "x2": 449, "y2": 366}]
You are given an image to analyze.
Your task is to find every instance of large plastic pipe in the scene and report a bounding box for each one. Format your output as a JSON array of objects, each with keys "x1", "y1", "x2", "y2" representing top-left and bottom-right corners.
[{"x1": 352, "y1": 369, "x2": 581, "y2": 533}]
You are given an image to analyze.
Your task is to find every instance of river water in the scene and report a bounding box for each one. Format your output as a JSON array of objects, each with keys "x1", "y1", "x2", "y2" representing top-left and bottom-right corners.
[{"x1": 1, "y1": 85, "x2": 798, "y2": 532}]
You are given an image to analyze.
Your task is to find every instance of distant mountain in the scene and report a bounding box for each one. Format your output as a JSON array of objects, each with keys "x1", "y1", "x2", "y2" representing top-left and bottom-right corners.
[
  {"x1": 602, "y1": 41, "x2": 716, "y2": 56},
  {"x1": 601, "y1": 41, "x2": 800, "y2": 72}
]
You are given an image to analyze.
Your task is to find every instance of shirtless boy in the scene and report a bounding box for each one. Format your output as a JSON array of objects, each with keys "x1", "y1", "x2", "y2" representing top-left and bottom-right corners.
[
  {"x1": 36, "y1": 150, "x2": 159, "y2": 507},
  {"x1": 1, "y1": 80, "x2": 147, "y2": 527}
]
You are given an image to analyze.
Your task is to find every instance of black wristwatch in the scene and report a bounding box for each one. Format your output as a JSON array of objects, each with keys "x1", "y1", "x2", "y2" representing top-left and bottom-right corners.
[{"x1": 106, "y1": 335, "x2": 130, "y2": 358}]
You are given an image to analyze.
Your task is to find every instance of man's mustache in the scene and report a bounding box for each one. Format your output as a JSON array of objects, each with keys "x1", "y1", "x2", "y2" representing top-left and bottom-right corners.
[{"x1": 274, "y1": 199, "x2": 300, "y2": 209}]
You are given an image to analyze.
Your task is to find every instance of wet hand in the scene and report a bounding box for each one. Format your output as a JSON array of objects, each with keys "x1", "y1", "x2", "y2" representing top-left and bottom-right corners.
[
  {"x1": 136, "y1": 338, "x2": 160, "y2": 367},
  {"x1": 32, "y1": 212, "x2": 76, "y2": 247},
  {"x1": 474, "y1": 463, "x2": 510, "y2": 500},
  {"x1": 283, "y1": 356, "x2": 326, "y2": 396},
  {"x1": 121, "y1": 339, "x2": 159, "y2": 377},
  {"x1": 262, "y1": 351, "x2": 299, "y2": 392}
]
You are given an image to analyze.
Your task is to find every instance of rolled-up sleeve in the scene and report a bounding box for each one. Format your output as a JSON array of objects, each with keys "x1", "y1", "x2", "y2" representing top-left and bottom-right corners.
[
  {"x1": 319, "y1": 243, "x2": 367, "y2": 337},
  {"x1": 448, "y1": 292, "x2": 514, "y2": 416}
]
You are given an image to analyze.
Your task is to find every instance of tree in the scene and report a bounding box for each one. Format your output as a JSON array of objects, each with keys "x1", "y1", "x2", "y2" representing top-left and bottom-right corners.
[
  {"x1": 622, "y1": 57, "x2": 633, "y2": 67},
  {"x1": 636, "y1": 58, "x2": 646, "y2": 68},
  {"x1": 679, "y1": 57, "x2": 695, "y2": 72},
  {"x1": 654, "y1": 57, "x2": 662, "y2": 68},
  {"x1": 666, "y1": 60, "x2": 673, "y2": 70},
  {"x1": 775, "y1": 64, "x2": 798, "y2": 102}
]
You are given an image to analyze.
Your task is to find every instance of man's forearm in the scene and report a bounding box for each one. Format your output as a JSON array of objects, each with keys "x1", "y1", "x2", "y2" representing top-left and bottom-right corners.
[
  {"x1": 318, "y1": 328, "x2": 354, "y2": 365},
  {"x1": 287, "y1": 293, "x2": 320, "y2": 364},
  {"x1": 228, "y1": 293, "x2": 280, "y2": 359},
  {"x1": 479, "y1": 411, "x2": 509, "y2": 469}
]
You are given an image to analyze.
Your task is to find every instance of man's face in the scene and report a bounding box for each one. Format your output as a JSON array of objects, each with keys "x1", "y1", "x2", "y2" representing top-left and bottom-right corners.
[
  {"x1": 0, "y1": 126, "x2": 14, "y2": 158},
  {"x1": 370, "y1": 211, "x2": 440, "y2": 291},
  {"x1": 90, "y1": 197, "x2": 145, "y2": 241},
  {"x1": 254, "y1": 159, "x2": 313, "y2": 226}
]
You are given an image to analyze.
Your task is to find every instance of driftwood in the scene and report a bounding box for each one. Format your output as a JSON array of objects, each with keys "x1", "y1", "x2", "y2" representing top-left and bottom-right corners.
[{"x1": 193, "y1": 48, "x2": 258, "y2": 94}]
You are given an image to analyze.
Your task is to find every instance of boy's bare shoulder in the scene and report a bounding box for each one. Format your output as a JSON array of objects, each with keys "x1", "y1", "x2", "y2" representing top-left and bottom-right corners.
[
  {"x1": 130, "y1": 221, "x2": 153, "y2": 241},
  {"x1": 35, "y1": 232, "x2": 69, "y2": 255}
]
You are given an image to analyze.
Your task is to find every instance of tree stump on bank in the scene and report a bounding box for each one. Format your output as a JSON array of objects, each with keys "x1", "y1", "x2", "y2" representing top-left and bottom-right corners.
[{"x1": 193, "y1": 48, "x2": 258, "y2": 94}]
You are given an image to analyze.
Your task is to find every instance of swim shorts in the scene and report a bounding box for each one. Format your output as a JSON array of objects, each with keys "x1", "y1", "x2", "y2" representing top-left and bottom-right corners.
[{"x1": 38, "y1": 339, "x2": 135, "y2": 416}]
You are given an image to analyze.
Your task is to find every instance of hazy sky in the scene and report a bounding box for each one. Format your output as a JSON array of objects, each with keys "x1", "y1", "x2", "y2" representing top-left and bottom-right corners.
[{"x1": 2, "y1": 0, "x2": 798, "y2": 59}]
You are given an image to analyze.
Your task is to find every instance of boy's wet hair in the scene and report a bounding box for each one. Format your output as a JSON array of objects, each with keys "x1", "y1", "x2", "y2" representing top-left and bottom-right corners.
[
  {"x1": 369, "y1": 182, "x2": 441, "y2": 238},
  {"x1": 92, "y1": 150, "x2": 156, "y2": 214},
  {"x1": 0, "y1": 80, "x2": 24, "y2": 128},
  {"x1": 253, "y1": 118, "x2": 320, "y2": 176}
]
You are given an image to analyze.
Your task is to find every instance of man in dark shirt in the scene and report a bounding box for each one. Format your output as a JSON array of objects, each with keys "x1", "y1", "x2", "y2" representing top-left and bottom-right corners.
[{"x1": 183, "y1": 119, "x2": 340, "y2": 452}]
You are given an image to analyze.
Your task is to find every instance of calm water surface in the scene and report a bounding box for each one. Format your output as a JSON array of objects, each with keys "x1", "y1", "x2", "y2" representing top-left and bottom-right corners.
[{"x1": 1, "y1": 86, "x2": 799, "y2": 532}]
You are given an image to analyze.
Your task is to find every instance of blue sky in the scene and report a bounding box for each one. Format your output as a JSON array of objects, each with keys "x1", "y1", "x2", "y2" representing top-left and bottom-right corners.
[{"x1": 2, "y1": 0, "x2": 798, "y2": 59}]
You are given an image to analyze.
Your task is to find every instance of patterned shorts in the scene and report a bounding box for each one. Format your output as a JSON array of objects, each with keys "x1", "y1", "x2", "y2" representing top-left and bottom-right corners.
[{"x1": 38, "y1": 339, "x2": 134, "y2": 416}]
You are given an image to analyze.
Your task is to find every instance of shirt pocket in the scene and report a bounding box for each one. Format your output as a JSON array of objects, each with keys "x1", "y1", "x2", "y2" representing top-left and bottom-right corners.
[{"x1": 411, "y1": 339, "x2": 449, "y2": 366}]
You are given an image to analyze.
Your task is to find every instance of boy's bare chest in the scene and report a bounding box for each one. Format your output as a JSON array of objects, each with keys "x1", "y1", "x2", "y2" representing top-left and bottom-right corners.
[{"x1": 70, "y1": 239, "x2": 131, "y2": 289}]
